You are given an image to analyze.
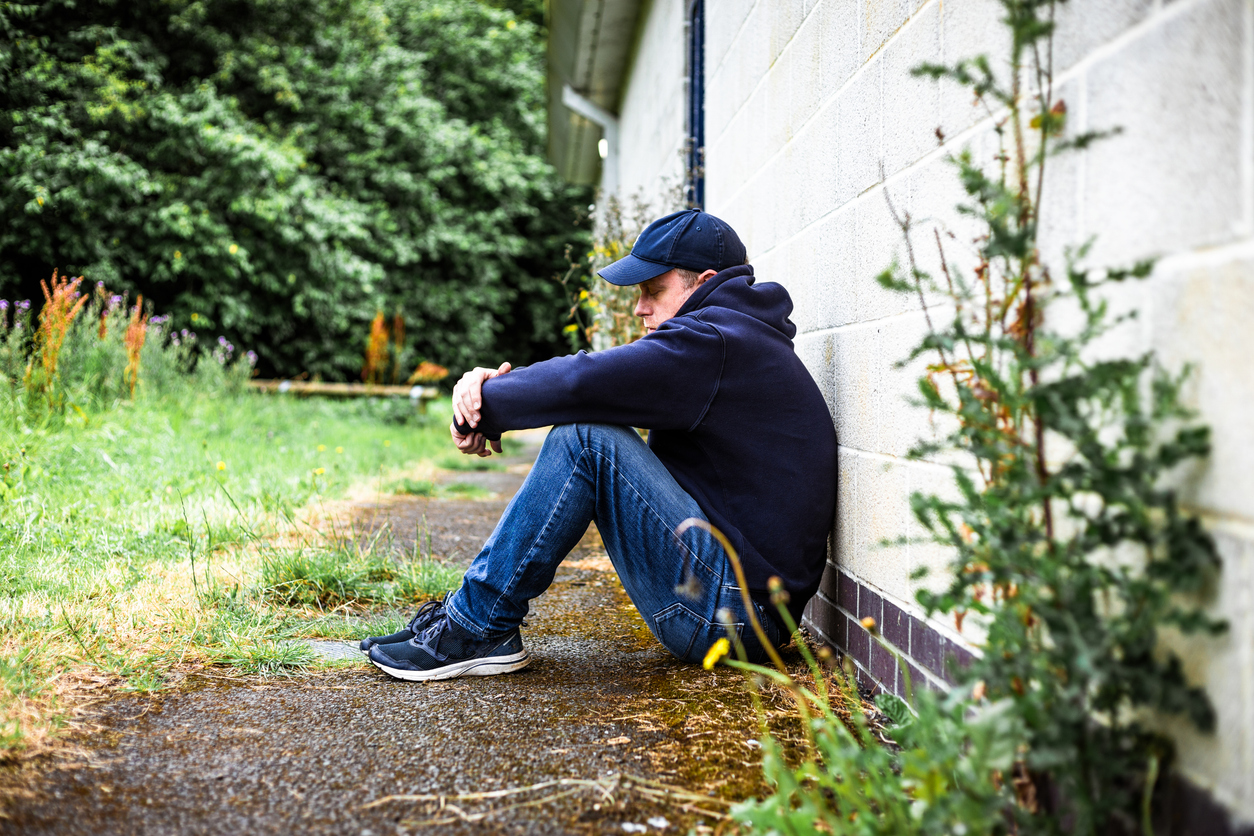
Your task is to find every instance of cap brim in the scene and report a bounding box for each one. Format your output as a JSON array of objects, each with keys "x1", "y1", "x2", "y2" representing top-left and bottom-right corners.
[{"x1": 596, "y1": 254, "x2": 673, "y2": 286}]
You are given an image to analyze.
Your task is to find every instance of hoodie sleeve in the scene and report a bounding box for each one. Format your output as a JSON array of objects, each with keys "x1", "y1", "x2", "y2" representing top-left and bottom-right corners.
[{"x1": 454, "y1": 316, "x2": 726, "y2": 439}]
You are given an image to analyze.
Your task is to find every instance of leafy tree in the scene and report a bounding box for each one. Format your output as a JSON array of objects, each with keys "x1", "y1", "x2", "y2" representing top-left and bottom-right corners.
[{"x1": 0, "y1": 0, "x2": 590, "y2": 379}]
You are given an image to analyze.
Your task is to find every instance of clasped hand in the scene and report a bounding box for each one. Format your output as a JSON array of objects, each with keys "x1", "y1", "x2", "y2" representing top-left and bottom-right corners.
[{"x1": 449, "y1": 361, "x2": 511, "y2": 457}]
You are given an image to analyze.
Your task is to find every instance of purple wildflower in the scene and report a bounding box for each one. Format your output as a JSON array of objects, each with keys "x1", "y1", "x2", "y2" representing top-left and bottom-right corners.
[
  {"x1": 17, "y1": 300, "x2": 31, "y2": 311},
  {"x1": 0, "y1": 301, "x2": 8, "y2": 311}
]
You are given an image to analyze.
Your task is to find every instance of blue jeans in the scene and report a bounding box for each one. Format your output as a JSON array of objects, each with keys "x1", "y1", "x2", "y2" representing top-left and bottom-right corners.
[{"x1": 444, "y1": 423, "x2": 784, "y2": 664}]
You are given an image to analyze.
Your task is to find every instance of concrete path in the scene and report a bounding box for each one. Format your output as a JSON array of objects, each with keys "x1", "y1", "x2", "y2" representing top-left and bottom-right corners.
[{"x1": 0, "y1": 431, "x2": 777, "y2": 835}]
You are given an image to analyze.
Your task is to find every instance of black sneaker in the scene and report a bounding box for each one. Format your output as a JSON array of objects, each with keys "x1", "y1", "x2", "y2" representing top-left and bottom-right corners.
[
  {"x1": 358, "y1": 598, "x2": 446, "y2": 656},
  {"x1": 368, "y1": 613, "x2": 530, "y2": 682}
]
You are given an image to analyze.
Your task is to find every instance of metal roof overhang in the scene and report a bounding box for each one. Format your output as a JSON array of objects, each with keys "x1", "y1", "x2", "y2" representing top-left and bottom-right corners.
[{"x1": 547, "y1": 0, "x2": 645, "y2": 186}]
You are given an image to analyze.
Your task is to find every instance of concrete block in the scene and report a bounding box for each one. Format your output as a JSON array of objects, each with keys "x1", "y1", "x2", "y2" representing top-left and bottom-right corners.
[
  {"x1": 767, "y1": 60, "x2": 794, "y2": 157},
  {"x1": 769, "y1": 0, "x2": 808, "y2": 66},
  {"x1": 904, "y1": 150, "x2": 982, "y2": 294},
  {"x1": 794, "y1": 331, "x2": 837, "y2": 421},
  {"x1": 1154, "y1": 529, "x2": 1254, "y2": 823},
  {"x1": 783, "y1": 220, "x2": 824, "y2": 333},
  {"x1": 851, "y1": 454, "x2": 912, "y2": 597},
  {"x1": 906, "y1": 460, "x2": 960, "y2": 598},
  {"x1": 706, "y1": 0, "x2": 755, "y2": 79},
  {"x1": 790, "y1": 8, "x2": 825, "y2": 132},
  {"x1": 705, "y1": 48, "x2": 742, "y2": 143},
  {"x1": 882, "y1": 2, "x2": 941, "y2": 176},
  {"x1": 819, "y1": 0, "x2": 863, "y2": 103},
  {"x1": 812, "y1": 205, "x2": 859, "y2": 329},
  {"x1": 854, "y1": 192, "x2": 915, "y2": 322},
  {"x1": 1147, "y1": 257, "x2": 1254, "y2": 523},
  {"x1": 794, "y1": 130, "x2": 826, "y2": 230},
  {"x1": 831, "y1": 325, "x2": 883, "y2": 452},
  {"x1": 741, "y1": 2, "x2": 774, "y2": 98},
  {"x1": 1051, "y1": 0, "x2": 1155, "y2": 75},
  {"x1": 835, "y1": 446, "x2": 859, "y2": 568},
  {"x1": 1035, "y1": 77, "x2": 1084, "y2": 273},
  {"x1": 809, "y1": 99, "x2": 843, "y2": 216},
  {"x1": 834, "y1": 59, "x2": 884, "y2": 206},
  {"x1": 877, "y1": 311, "x2": 949, "y2": 459},
  {"x1": 1083, "y1": 0, "x2": 1245, "y2": 265},
  {"x1": 939, "y1": 0, "x2": 1012, "y2": 140},
  {"x1": 863, "y1": 0, "x2": 910, "y2": 58},
  {"x1": 748, "y1": 86, "x2": 772, "y2": 172}
]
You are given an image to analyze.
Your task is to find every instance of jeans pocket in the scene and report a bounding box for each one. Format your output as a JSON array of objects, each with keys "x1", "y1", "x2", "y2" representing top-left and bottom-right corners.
[{"x1": 651, "y1": 603, "x2": 743, "y2": 664}]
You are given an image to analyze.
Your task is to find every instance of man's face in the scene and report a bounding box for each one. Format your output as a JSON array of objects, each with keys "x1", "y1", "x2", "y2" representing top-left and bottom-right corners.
[{"x1": 633, "y1": 269, "x2": 706, "y2": 333}]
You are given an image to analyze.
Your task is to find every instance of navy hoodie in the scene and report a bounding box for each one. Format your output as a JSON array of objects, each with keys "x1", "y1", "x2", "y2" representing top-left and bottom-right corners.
[{"x1": 457, "y1": 265, "x2": 837, "y2": 618}]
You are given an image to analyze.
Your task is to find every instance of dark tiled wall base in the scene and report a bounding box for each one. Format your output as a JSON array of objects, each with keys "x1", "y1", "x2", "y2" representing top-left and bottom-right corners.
[
  {"x1": 803, "y1": 568, "x2": 974, "y2": 698},
  {"x1": 802, "y1": 567, "x2": 1254, "y2": 836}
]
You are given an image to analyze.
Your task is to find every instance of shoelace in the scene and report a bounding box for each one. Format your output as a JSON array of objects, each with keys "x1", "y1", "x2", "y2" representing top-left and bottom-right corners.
[
  {"x1": 413, "y1": 615, "x2": 449, "y2": 660},
  {"x1": 406, "y1": 599, "x2": 445, "y2": 633}
]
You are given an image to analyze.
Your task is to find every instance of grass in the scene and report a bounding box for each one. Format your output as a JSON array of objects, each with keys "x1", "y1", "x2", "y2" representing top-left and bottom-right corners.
[{"x1": 0, "y1": 387, "x2": 468, "y2": 758}]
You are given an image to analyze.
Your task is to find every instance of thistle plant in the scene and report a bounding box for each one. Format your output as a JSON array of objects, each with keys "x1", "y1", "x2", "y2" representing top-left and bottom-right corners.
[{"x1": 875, "y1": 0, "x2": 1225, "y2": 831}]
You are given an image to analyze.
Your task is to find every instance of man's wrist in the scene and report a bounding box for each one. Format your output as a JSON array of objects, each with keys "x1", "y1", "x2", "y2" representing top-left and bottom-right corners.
[{"x1": 453, "y1": 414, "x2": 500, "y2": 440}]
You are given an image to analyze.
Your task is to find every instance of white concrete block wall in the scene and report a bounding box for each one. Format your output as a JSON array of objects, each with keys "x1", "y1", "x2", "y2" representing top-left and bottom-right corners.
[
  {"x1": 614, "y1": 0, "x2": 1254, "y2": 822},
  {"x1": 616, "y1": 0, "x2": 689, "y2": 208}
]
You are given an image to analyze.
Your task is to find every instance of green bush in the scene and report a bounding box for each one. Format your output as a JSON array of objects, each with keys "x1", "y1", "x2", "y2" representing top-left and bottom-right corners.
[{"x1": 0, "y1": 0, "x2": 590, "y2": 380}]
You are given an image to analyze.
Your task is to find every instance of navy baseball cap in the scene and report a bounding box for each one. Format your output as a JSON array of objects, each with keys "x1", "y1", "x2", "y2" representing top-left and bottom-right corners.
[{"x1": 597, "y1": 209, "x2": 747, "y2": 286}]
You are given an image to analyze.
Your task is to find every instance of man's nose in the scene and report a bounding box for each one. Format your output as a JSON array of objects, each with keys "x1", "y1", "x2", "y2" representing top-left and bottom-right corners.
[{"x1": 633, "y1": 294, "x2": 647, "y2": 318}]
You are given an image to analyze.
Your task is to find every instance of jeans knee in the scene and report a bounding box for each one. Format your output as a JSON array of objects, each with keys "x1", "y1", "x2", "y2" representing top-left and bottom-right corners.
[{"x1": 546, "y1": 423, "x2": 639, "y2": 453}]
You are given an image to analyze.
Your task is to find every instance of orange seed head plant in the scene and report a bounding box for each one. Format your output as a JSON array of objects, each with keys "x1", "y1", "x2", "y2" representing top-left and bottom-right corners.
[
  {"x1": 362, "y1": 311, "x2": 389, "y2": 385},
  {"x1": 123, "y1": 296, "x2": 148, "y2": 397}
]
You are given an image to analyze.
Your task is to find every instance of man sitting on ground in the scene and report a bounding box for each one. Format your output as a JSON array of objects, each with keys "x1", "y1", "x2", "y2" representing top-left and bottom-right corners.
[{"x1": 360, "y1": 209, "x2": 838, "y2": 680}]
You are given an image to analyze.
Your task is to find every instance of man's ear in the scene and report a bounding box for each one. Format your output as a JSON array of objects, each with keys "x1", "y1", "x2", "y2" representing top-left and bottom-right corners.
[{"x1": 696, "y1": 269, "x2": 717, "y2": 285}]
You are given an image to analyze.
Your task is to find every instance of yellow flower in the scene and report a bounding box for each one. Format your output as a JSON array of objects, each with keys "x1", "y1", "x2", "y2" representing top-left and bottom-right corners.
[
  {"x1": 313, "y1": 467, "x2": 325, "y2": 475},
  {"x1": 860, "y1": 616, "x2": 878, "y2": 634},
  {"x1": 317, "y1": 444, "x2": 326, "y2": 452},
  {"x1": 216, "y1": 461, "x2": 226, "y2": 471},
  {"x1": 383, "y1": 440, "x2": 391, "y2": 447},
  {"x1": 505, "y1": 18, "x2": 516, "y2": 29},
  {"x1": 578, "y1": 288, "x2": 589, "y2": 300},
  {"x1": 229, "y1": 244, "x2": 239, "y2": 255},
  {"x1": 702, "y1": 638, "x2": 731, "y2": 670},
  {"x1": 174, "y1": 250, "x2": 182, "y2": 260},
  {"x1": 36, "y1": 197, "x2": 44, "y2": 206},
  {"x1": 335, "y1": 446, "x2": 343, "y2": 454},
  {"x1": 191, "y1": 312, "x2": 199, "y2": 321},
  {"x1": 563, "y1": 324, "x2": 579, "y2": 334}
]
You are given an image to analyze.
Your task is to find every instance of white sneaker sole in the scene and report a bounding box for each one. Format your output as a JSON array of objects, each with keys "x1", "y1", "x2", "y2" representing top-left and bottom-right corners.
[{"x1": 371, "y1": 650, "x2": 531, "y2": 682}]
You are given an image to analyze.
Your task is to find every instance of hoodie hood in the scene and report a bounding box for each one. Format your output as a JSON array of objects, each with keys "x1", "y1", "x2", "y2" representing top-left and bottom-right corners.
[{"x1": 676, "y1": 265, "x2": 798, "y2": 341}]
